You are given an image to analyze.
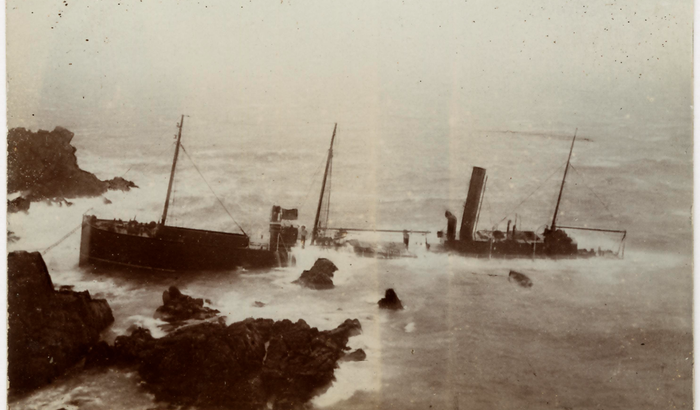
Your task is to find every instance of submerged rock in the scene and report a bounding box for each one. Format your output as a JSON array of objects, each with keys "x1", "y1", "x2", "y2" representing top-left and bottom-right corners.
[
  {"x1": 378, "y1": 288, "x2": 404, "y2": 310},
  {"x1": 8, "y1": 251, "x2": 114, "y2": 391},
  {"x1": 7, "y1": 127, "x2": 137, "y2": 202},
  {"x1": 154, "y1": 286, "x2": 220, "y2": 323},
  {"x1": 508, "y1": 270, "x2": 533, "y2": 288},
  {"x1": 98, "y1": 317, "x2": 362, "y2": 409},
  {"x1": 293, "y1": 258, "x2": 338, "y2": 290}
]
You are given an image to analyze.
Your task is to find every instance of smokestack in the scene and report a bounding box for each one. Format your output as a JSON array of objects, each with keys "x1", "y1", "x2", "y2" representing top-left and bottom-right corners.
[{"x1": 460, "y1": 167, "x2": 486, "y2": 241}]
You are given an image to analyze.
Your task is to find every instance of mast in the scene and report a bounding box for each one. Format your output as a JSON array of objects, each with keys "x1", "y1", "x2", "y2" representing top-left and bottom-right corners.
[
  {"x1": 312, "y1": 123, "x2": 337, "y2": 242},
  {"x1": 474, "y1": 176, "x2": 488, "y2": 237},
  {"x1": 550, "y1": 129, "x2": 577, "y2": 231},
  {"x1": 160, "y1": 115, "x2": 185, "y2": 226}
]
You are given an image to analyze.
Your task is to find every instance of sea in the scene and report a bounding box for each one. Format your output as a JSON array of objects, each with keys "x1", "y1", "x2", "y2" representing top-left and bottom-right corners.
[{"x1": 6, "y1": 105, "x2": 693, "y2": 409}]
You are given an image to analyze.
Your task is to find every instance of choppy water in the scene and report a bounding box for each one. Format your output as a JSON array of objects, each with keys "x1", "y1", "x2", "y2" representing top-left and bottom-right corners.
[{"x1": 6, "y1": 112, "x2": 693, "y2": 409}]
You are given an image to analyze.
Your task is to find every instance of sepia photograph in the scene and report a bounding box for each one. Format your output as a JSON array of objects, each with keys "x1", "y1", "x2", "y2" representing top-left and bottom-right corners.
[{"x1": 5, "y1": 1, "x2": 694, "y2": 409}]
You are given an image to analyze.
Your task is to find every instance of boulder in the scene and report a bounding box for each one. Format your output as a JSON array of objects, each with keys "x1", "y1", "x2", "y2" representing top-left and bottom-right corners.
[
  {"x1": 378, "y1": 288, "x2": 404, "y2": 310},
  {"x1": 293, "y1": 258, "x2": 338, "y2": 290},
  {"x1": 8, "y1": 251, "x2": 114, "y2": 391},
  {"x1": 508, "y1": 270, "x2": 533, "y2": 288},
  {"x1": 98, "y1": 317, "x2": 362, "y2": 410},
  {"x1": 7, "y1": 127, "x2": 137, "y2": 201},
  {"x1": 154, "y1": 286, "x2": 220, "y2": 323}
]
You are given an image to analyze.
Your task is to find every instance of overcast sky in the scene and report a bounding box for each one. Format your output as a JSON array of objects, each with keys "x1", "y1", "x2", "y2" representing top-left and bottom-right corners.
[{"x1": 6, "y1": 0, "x2": 693, "y2": 141}]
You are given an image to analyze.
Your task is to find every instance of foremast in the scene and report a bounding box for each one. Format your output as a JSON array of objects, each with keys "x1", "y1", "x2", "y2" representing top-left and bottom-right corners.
[
  {"x1": 550, "y1": 129, "x2": 577, "y2": 232},
  {"x1": 312, "y1": 123, "x2": 337, "y2": 243},
  {"x1": 160, "y1": 114, "x2": 185, "y2": 226}
]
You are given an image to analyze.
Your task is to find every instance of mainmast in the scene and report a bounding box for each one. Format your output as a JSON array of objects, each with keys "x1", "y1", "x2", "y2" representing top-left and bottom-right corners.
[
  {"x1": 550, "y1": 129, "x2": 577, "y2": 231},
  {"x1": 312, "y1": 123, "x2": 337, "y2": 243},
  {"x1": 160, "y1": 114, "x2": 185, "y2": 226}
]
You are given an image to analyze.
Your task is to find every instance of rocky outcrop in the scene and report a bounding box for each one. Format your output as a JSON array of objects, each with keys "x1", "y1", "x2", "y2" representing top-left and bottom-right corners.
[
  {"x1": 378, "y1": 288, "x2": 404, "y2": 310},
  {"x1": 508, "y1": 270, "x2": 533, "y2": 288},
  {"x1": 92, "y1": 317, "x2": 361, "y2": 409},
  {"x1": 105, "y1": 177, "x2": 139, "y2": 191},
  {"x1": 154, "y1": 286, "x2": 220, "y2": 323},
  {"x1": 7, "y1": 127, "x2": 138, "y2": 206},
  {"x1": 8, "y1": 251, "x2": 114, "y2": 391},
  {"x1": 293, "y1": 258, "x2": 337, "y2": 290}
]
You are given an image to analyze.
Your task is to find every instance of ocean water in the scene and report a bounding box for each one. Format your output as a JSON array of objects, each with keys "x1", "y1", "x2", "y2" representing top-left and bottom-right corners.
[{"x1": 6, "y1": 107, "x2": 692, "y2": 409}]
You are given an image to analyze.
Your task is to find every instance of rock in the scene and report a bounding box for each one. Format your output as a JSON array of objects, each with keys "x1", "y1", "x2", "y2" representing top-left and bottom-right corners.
[
  {"x1": 253, "y1": 301, "x2": 266, "y2": 307},
  {"x1": 508, "y1": 270, "x2": 533, "y2": 288},
  {"x1": 7, "y1": 127, "x2": 137, "y2": 201},
  {"x1": 104, "y1": 177, "x2": 139, "y2": 191},
  {"x1": 101, "y1": 317, "x2": 361, "y2": 410},
  {"x1": 325, "y1": 318, "x2": 362, "y2": 346},
  {"x1": 7, "y1": 196, "x2": 30, "y2": 213},
  {"x1": 84, "y1": 341, "x2": 117, "y2": 369},
  {"x1": 154, "y1": 286, "x2": 220, "y2": 323},
  {"x1": 7, "y1": 251, "x2": 114, "y2": 391},
  {"x1": 113, "y1": 327, "x2": 156, "y2": 363},
  {"x1": 378, "y1": 288, "x2": 404, "y2": 310},
  {"x1": 102, "y1": 196, "x2": 112, "y2": 204},
  {"x1": 340, "y1": 348, "x2": 367, "y2": 362},
  {"x1": 293, "y1": 258, "x2": 338, "y2": 290}
]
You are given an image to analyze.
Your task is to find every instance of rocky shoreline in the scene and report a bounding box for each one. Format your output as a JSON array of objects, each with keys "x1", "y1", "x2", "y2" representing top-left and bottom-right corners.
[
  {"x1": 87, "y1": 317, "x2": 362, "y2": 409},
  {"x1": 8, "y1": 252, "x2": 364, "y2": 409},
  {"x1": 7, "y1": 127, "x2": 137, "y2": 212},
  {"x1": 8, "y1": 251, "x2": 114, "y2": 391}
]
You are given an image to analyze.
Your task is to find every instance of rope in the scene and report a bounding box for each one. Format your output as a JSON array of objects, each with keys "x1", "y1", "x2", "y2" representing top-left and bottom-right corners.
[
  {"x1": 40, "y1": 207, "x2": 94, "y2": 254},
  {"x1": 179, "y1": 144, "x2": 248, "y2": 237},
  {"x1": 41, "y1": 223, "x2": 83, "y2": 255},
  {"x1": 569, "y1": 164, "x2": 617, "y2": 220},
  {"x1": 297, "y1": 154, "x2": 328, "y2": 209},
  {"x1": 120, "y1": 135, "x2": 177, "y2": 178},
  {"x1": 167, "y1": 145, "x2": 179, "y2": 227},
  {"x1": 323, "y1": 158, "x2": 332, "y2": 230},
  {"x1": 485, "y1": 195, "x2": 494, "y2": 227},
  {"x1": 496, "y1": 163, "x2": 565, "y2": 227}
]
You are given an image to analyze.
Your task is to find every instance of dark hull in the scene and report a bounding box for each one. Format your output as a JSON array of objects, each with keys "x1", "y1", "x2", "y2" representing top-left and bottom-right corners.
[
  {"x1": 444, "y1": 236, "x2": 594, "y2": 259},
  {"x1": 80, "y1": 217, "x2": 288, "y2": 272}
]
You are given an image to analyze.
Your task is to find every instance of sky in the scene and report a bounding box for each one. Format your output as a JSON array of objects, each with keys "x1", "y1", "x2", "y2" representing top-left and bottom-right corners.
[{"x1": 5, "y1": 0, "x2": 693, "y2": 139}]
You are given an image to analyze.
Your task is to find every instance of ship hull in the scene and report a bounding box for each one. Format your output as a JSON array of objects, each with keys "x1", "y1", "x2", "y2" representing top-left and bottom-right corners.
[
  {"x1": 79, "y1": 216, "x2": 288, "y2": 272},
  {"x1": 443, "y1": 237, "x2": 593, "y2": 259}
]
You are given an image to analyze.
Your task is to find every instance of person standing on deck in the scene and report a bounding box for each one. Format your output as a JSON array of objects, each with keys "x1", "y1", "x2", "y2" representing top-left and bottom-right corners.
[
  {"x1": 403, "y1": 230, "x2": 410, "y2": 249},
  {"x1": 299, "y1": 226, "x2": 308, "y2": 249}
]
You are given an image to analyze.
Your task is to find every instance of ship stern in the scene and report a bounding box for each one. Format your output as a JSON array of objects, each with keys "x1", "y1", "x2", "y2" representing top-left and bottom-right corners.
[{"x1": 79, "y1": 215, "x2": 93, "y2": 267}]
